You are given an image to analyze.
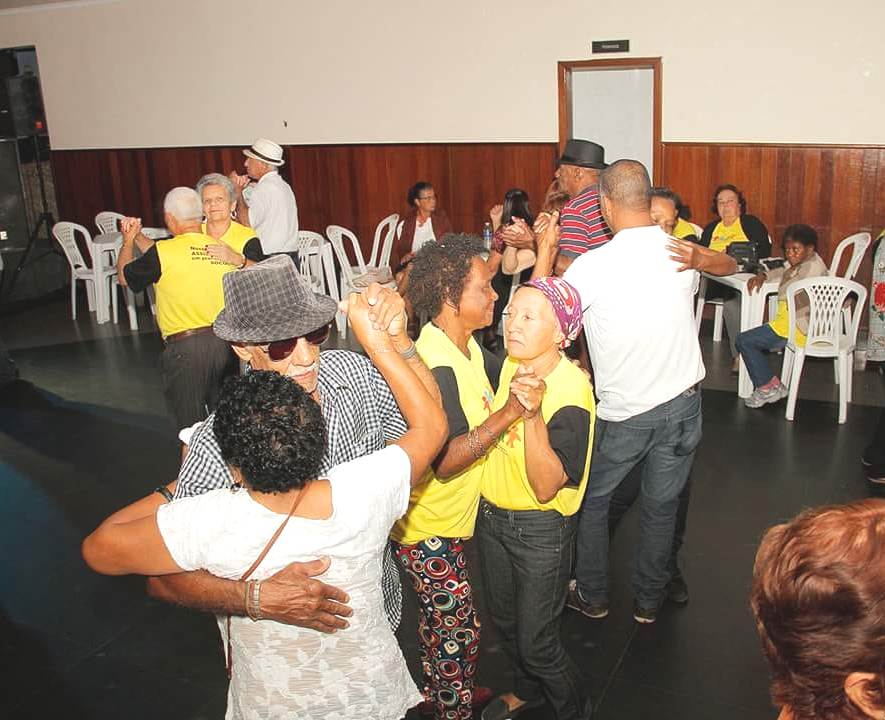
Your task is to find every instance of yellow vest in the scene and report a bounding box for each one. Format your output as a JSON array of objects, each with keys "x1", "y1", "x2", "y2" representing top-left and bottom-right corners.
[
  {"x1": 391, "y1": 324, "x2": 494, "y2": 544},
  {"x1": 709, "y1": 219, "x2": 749, "y2": 253},
  {"x1": 154, "y1": 232, "x2": 235, "y2": 338},
  {"x1": 769, "y1": 298, "x2": 807, "y2": 347},
  {"x1": 201, "y1": 221, "x2": 256, "y2": 254},
  {"x1": 674, "y1": 218, "x2": 697, "y2": 240},
  {"x1": 482, "y1": 356, "x2": 595, "y2": 515}
]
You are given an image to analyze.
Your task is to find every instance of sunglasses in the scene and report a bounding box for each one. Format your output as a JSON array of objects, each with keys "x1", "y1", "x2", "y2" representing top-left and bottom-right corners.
[{"x1": 263, "y1": 323, "x2": 331, "y2": 361}]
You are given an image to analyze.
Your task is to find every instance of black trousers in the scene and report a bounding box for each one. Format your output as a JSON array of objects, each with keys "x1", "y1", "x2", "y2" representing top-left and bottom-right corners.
[
  {"x1": 865, "y1": 407, "x2": 885, "y2": 469},
  {"x1": 159, "y1": 332, "x2": 237, "y2": 431},
  {"x1": 607, "y1": 467, "x2": 693, "y2": 580}
]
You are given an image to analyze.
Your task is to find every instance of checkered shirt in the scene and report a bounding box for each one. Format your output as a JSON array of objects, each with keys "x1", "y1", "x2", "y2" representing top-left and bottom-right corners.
[{"x1": 174, "y1": 349, "x2": 408, "y2": 629}]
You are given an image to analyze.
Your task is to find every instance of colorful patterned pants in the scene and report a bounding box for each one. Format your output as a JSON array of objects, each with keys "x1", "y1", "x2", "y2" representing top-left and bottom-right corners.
[{"x1": 393, "y1": 537, "x2": 480, "y2": 720}]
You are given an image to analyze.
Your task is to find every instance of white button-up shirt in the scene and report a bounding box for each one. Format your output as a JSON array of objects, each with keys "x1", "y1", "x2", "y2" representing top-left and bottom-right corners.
[{"x1": 243, "y1": 170, "x2": 298, "y2": 254}]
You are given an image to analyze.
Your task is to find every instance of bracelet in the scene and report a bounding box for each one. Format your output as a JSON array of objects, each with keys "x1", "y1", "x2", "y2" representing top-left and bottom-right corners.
[
  {"x1": 245, "y1": 579, "x2": 262, "y2": 621},
  {"x1": 476, "y1": 424, "x2": 498, "y2": 444},
  {"x1": 398, "y1": 342, "x2": 418, "y2": 360},
  {"x1": 237, "y1": 255, "x2": 247, "y2": 270},
  {"x1": 466, "y1": 428, "x2": 486, "y2": 460},
  {"x1": 154, "y1": 486, "x2": 173, "y2": 503}
]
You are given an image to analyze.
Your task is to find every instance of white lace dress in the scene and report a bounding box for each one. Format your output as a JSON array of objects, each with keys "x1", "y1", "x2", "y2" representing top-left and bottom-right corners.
[{"x1": 157, "y1": 445, "x2": 422, "y2": 720}]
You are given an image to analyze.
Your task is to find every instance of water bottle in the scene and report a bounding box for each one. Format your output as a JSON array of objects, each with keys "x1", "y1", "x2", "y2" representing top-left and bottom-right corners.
[{"x1": 482, "y1": 222, "x2": 493, "y2": 250}]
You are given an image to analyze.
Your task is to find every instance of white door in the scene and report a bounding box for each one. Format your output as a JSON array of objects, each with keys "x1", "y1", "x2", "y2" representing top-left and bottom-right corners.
[{"x1": 570, "y1": 67, "x2": 656, "y2": 177}]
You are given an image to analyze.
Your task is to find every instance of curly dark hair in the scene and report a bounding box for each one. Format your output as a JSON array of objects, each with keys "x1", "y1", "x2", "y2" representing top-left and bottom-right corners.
[
  {"x1": 214, "y1": 371, "x2": 326, "y2": 494},
  {"x1": 406, "y1": 232, "x2": 485, "y2": 319}
]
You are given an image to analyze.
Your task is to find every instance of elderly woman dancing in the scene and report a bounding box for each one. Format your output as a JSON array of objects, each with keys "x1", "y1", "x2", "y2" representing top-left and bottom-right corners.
[
  {"x1": 479, "y1": 277, "x2": 595, "y2": 720},
  {"x1": 393, "y1": 233, "x2": 527, "y2": 719}
]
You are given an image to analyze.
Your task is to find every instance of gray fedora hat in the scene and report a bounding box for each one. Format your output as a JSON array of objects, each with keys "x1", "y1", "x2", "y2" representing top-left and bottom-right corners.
[{"x1": 213, "y1": 255, "x2": 338, "y2": 343}]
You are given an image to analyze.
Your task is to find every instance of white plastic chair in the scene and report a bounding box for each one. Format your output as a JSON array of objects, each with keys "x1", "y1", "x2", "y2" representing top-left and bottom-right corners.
[
  {"x1": 52, "y1": 221, "x2": 119, "y2": 324},
  {"x1": 368, "y1": 213, "x2": 399, "y2": 270},
  {"x1": 95, "y1": 211, "x2": 124, "y2": 235},
  {"x1": 293, "y1": 231, "x2": 327, "y2": 294},
  {"x1": 829, "y1": 232, "x2": 871, "y2": 280},
  {"x1": 326, "y1": 224, "x2": 395, "y2": 292},
  {"x1": 294, "y1": 231, "x2": 346, "y2": 337},
  {"x1": 781, "y1": 276, "x2": 867, "y2": 424},
  {"x1": 694, "y1": 275, "x2": 724, "y2": 342}
]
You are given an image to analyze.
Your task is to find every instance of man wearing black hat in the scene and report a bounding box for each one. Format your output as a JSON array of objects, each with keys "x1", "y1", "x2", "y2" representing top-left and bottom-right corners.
[
  {"x1": 141, "y1": 256, "x2": 439, "y2": 634},
  {"x1": 544, "y1": 139, "x2": 613, "y2": 276}
]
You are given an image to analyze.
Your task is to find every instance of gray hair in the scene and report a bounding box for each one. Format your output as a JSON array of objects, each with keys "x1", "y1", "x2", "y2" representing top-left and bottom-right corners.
[
  {"x1": 163, "y1": 186, "x2": 203, "y2": 222},
  {"x1": 598, "y1": 159, "x2": 652, "y2": 212},
  {"x1": 196, "y1": 173, "x2": 236, "y2": 203}
]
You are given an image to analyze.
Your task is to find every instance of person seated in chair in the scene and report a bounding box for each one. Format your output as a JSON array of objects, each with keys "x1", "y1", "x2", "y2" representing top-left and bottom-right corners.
[{"x1": 735, "y1": 224, "x2": 827, "y2": 409}]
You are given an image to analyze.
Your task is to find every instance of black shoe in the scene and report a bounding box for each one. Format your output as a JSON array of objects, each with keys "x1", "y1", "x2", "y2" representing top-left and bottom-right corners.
[
  {"x1": 665, "y1": 573, "x2": 689, "y2": 605},
  {"x1": 868, "y1": 467, "x2": 885, "y2": 486},
  {"x1": 633, "y1": 603, "x2": 658, "y2": 624},
  {"x1": 566, "y1": 582, "x2": 609, "y2": 619}
]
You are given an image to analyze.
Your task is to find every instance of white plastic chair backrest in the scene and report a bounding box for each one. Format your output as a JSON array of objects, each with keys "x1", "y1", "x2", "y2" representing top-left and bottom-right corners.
[
  {"x1": 142, "y1": 227, "x2": 171, "y2": 240},
  {"x1": 53, "y1": 221, "x2": 91, "y2": 270},
  {"x1": 828, "y1": 232, "x2": 871, "y2": 280},
  {"x1": 369, "y1": 213, "x2": 399, "y2": 268},
  {"x1": 325, "y1": 225, "x2": 366, "y2": 282},
  {"x1": 396, "y1": 220, "x2": 404, "y2": 240},
  {"x1": 95, "y1": 211, "x2": 125, "y2": 235},
  {"x1": 293, "y1": 231, "x2": 327, "y2": 292},
  {"x1": 786, "y1": 276, "x2": 867, "y2": 351}
]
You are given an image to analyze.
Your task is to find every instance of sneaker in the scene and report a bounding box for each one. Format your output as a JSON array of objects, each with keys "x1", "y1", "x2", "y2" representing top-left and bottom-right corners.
[
  {"x1": 867, "y1": 466, "x2": 885, "y2": 486},
  {"x1": 744, "y1": 382, "x2": 788, "y2": 409},
  {"x1": 566, "y1": 581, "x2": 609, "y2": 619},
  {"x1": 633, "y1": 603, "x2": 658, "y2": 624},
  {"x1": 665, "y1": 574, "x2": 689, "y2": 606}
]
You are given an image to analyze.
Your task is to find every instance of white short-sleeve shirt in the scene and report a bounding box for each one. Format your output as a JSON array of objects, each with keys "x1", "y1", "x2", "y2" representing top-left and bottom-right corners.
[
  {"x1": 157, "y1": 445, "x2": 421, "y2": 720},
  {"x1": 564, "y1": 224, "x2": 705, "y2": 421},
  {"x1": 243, "y1": 171, "x2": 298, "y2": 254}
]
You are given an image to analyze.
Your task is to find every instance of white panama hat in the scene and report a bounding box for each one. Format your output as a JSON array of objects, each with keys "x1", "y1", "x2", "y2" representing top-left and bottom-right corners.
[{"x1": 243, "y1": 138, "x2": 285, "y2": 166}]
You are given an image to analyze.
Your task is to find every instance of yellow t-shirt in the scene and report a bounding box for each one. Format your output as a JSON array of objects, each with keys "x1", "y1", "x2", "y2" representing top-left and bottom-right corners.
[
  {"x1": 481, "y1": 356, "x2": 595, "y2": 516},
  {"x1": 673, "y1": 218, "x2": 697, "y2": 240},
  {"x1": 709, "y1": 219, "x2": 749, "y2": 253},
  {"x1": 200, "y1": 221, "x2": 258, "y2": 255},
  {"x1": 154, "y1": 232, "x2": 235, "y2": 338},
  {"x1": 769, "y1": 299, "x2": 806, "y2": 347},
  {"x1": 391, "y1": 324, "x2": 494, "y2": 544}
]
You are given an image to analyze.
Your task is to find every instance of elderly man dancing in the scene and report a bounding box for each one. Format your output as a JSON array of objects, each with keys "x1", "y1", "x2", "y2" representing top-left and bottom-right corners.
[{"x1": 117, "y1": 187, "x2": 238, "y2": 430}]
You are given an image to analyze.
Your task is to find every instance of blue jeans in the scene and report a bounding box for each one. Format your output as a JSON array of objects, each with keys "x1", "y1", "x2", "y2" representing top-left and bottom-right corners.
[
  {"x1": 735, "y1": 324, "x2": 786, "y2": 389},
  {"x1": 477, "y1": 501, "x2": 591, "y2": 720},
  {"x1": 576, "y1": 388, "x2": 702, "y2": 609}
]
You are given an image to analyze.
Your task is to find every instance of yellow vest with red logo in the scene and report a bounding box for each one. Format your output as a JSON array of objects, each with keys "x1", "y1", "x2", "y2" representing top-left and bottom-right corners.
[
  {"x1": 482, "y1": 356, "x2": 595, "y2": 515},
  {"x1": 391, "y1": 323, "x2": 494, "y2": 544}
]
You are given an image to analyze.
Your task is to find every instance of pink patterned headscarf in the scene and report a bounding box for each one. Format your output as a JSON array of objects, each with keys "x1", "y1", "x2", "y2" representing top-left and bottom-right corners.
[{"x1": 522, "y1": 276, "x2": 584, "y2": 348}]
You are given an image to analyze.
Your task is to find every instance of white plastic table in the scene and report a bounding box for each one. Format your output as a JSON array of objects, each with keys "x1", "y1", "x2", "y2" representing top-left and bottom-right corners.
[
  {"x1": 91, "y1": 231, "x2": 123, "y2": 324},
  {"x1": 700, "y1": 272, "x2": 779, "y2": 397}
]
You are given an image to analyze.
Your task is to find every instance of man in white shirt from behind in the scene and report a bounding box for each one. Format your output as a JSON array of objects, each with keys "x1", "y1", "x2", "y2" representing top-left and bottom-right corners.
[
  {"x1": 534, "y1": 159, "x2": 736, "y2": 624},
  {"x1": 230, "y1": 138, "x2": 298, "y2": 255}
]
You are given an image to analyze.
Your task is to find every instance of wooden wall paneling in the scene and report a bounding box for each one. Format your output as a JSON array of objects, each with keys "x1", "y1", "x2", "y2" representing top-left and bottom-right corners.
[{"x1": 662, "y1": 141, "x2": 884, "y2": 307}]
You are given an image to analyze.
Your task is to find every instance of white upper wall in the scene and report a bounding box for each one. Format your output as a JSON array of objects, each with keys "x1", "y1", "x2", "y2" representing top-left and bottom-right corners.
[{"x1": 1, "y1": 0, "x2": 881, "y2": 149}]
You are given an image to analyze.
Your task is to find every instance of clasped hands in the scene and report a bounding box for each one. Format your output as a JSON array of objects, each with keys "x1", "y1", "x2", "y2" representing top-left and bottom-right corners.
[
  {"x1": 508, "y1": 365, "x2": 546, "y2": 419},
  {"x1": 340, "y1": 284, "x2": 409, "y2": 353}
]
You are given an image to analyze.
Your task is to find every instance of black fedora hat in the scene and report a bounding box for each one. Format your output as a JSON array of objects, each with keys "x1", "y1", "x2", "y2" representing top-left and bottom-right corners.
[{"x1": 558, "y1": 139, "x2": 607, "y2": 170}]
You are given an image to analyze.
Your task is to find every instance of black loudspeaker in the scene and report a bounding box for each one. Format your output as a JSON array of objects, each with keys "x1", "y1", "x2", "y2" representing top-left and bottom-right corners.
[
  {"x1": 5, "y1": 75, "x2": 47, "y2": 138},
  {"x1": 0, "y1": 139, "x2": 28, "y2": 250}
]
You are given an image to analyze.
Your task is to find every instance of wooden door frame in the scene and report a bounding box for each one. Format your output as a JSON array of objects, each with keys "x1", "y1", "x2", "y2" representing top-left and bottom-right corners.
[{"x1": 558, "y1": 57, "x2": 662, "y2": 184}]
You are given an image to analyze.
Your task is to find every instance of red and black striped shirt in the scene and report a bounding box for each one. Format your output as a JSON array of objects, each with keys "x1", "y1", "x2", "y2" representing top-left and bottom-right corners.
[{"x1": 558, "y1": 184, "x2": 613, "y2": 258}]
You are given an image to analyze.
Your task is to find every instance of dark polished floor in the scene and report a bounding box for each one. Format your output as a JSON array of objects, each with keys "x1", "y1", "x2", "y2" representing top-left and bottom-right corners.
[{"x1": 1, "y1": 295, "x2": 882, "y2": 719}]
